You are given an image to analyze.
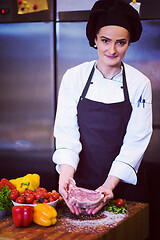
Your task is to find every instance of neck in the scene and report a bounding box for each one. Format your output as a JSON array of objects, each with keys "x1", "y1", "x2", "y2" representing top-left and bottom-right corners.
[{"x1": 96, "y1": 60, "x2": 121, "y2": 79}]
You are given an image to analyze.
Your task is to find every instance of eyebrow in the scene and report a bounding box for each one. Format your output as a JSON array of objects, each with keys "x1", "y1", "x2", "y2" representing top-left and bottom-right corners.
[{"x1": 100, "y1": 36, "x2": 127, "y2": 41}]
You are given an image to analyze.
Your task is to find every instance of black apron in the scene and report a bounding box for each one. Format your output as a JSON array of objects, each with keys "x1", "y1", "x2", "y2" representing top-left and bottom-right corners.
[{"x1": 75, "y1": 62, "x2": 148, "y2": 202}]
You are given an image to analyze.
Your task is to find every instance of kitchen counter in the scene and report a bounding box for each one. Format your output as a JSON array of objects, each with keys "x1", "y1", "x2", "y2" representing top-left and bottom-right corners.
[{"x1": 0, "y1": 201, "x2": 149, "y2": 240}]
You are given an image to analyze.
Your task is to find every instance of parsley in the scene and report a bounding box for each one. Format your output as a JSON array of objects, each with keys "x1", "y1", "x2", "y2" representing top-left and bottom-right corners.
[
  {"x1": 104, "y1": 200, "x2": 129, "y2": 214},
  {"x1": 0, "y1": 185, "x2": 13, "y2": 211}
]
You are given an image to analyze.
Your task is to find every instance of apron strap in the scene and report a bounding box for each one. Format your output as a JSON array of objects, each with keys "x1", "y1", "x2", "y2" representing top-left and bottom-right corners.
[
  {"x1": 121, "y1": 62, "x2": 130, "y2": 102},
  {"x1": 80, "y1": 64, "x2": 95, "y2": 100}
]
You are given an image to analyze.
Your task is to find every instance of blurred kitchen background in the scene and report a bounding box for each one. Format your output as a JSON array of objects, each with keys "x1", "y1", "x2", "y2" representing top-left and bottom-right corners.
[{"x1": 0, "y1": 0, "x2": 160, "y2": 239}]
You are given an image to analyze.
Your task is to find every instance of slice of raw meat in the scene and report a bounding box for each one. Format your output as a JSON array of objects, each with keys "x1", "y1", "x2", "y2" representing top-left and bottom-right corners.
[{"x1": 67, "y1": 178, "x2": 104, "y2": 209}]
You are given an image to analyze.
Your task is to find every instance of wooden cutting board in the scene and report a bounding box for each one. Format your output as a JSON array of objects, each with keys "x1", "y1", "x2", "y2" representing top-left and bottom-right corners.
[{"x1": 0, "y1": 201, "x2": 149, "y2": 240}]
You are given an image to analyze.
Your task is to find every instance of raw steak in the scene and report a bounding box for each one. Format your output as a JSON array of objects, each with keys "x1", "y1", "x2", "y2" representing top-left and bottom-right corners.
[{"x1": 68, "y1": 178, "x2": 104, "y2": 209}]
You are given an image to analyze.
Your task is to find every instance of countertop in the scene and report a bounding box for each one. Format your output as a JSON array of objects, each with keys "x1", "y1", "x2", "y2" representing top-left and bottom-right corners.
[{"x1": 0, "y1": 201, "x2": 149, "y2": 240}]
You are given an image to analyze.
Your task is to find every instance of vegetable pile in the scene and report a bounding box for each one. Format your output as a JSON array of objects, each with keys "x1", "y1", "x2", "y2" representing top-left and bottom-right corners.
[
  {"x1": 10, "y1": 188, "x2": 60, "y2": 205},
  {"x1": 0, "y1": 175, "x2": 59, "y2": 228},
  {"x1": 104, "y1": 198, "x2": 129, "y2": 214}
]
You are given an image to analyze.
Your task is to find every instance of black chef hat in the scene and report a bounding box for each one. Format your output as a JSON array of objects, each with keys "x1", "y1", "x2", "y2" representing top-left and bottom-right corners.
[{"x1": 86, "y1": 0, "x2": 142, "y2": 47}]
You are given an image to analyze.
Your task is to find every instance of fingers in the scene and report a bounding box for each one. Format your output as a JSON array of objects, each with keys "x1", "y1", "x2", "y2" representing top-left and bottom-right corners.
[
  {"x1": 64, "y1": 200, "x2": 81, "y2": 215},
  {"x1": 103, "y1": 192, "x2": 114, "y2": 202},
  {"x1": 86, "y1": 203, "x2": 104, "y2": 215}
]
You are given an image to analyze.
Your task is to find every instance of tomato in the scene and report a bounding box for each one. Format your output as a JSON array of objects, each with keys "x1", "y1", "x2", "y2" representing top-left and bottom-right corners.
[
  {"x1": 37, "y1": 188, "x2": 47, "y2": 193},
  {"x1": 15, "y1": 196, "x2": 25, "y2": 204},
  {"x1": 33, "y1": 191, "x2": 37, "y2": 197},
  {"x1": 24, "y1": 189, "x2": 33, "y2": 196},
  {"x1": 49, "y1": 197, "x2": 54, "y2": 202},
  {"x1": 43, "y1": 199, "x2": 49, "y2": 203},
  {"x1": 115, "y1": 198, "x2": 125, "y2": 207},
  {"x1": 52, "y1": 190, "x2": 60, "y2": 200},
  {"x1": 43, "y1": 192, "x2": 50, "y2": 199},
  {"x1": 10, "y1": 189, "x2": 20, "y2": 200},
  {"x1": 33, "y1": 200, "x2": 39, "y2": 205},
  {"x1": 26, "y1": 193, "x2": 35, "y2": 204},
  {"x1": 47, "y1": 192, "x2": 53, "y2": 199},
  {"x1": 36, "y1": 191, "x2": 45, "y2": 201}
]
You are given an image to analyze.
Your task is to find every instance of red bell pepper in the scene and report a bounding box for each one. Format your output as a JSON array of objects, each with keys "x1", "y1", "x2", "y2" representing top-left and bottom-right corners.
[
  {"x1": 0, "y1": 178, "x2": 16, "y2": 190},
  {"x1": 12, "y1": 206, "x2": 33, "y2": 227}
]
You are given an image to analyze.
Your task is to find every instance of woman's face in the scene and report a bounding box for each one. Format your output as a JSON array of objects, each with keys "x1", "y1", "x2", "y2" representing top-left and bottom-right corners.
[{"x1": 95, "y1": 25, "x2": 130, "y2": 68}]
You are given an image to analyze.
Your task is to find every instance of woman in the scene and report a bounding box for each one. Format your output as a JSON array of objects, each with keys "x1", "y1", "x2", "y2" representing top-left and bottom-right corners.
[{"x1": 53, "y1": 0, "x2": 152, "y2": 215}]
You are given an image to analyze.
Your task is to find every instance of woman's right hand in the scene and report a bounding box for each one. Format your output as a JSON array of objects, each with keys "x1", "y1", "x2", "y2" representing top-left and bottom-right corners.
[{"x1": 59, "y1": 164, "x2": 81, "y2": 215}]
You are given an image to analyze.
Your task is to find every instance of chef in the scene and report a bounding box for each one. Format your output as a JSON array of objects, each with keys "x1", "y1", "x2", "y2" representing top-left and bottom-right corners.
[{"x1": 53, "y1": 0, "x2": 152, "y2": 215}]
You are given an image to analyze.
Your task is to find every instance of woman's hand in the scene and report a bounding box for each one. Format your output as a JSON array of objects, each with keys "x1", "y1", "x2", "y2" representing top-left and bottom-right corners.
[
  {"x1": 85, "y1": 185, "x2": 114, "y2": 215},
  {"x1": 59, "y1": 164, "x2": 81, "y2": 215},
  {"x1": 86, "y1": 175, "x2": 120, "y2": 215}
]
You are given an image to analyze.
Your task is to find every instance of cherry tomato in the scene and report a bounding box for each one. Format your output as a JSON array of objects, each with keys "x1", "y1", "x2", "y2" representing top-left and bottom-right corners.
[
  {"x1": 24, "y1": 189, "x2": 33, "y2": 196},
  {"x1": 115, "y1": 198, "x2": 125, "y2": 207},
  {"x1": 49, "y1": 197, "x2": 54, "y2": 202},
  {"x1": 26, "y1": 193, "x2": 35, "y2": 204},
  {"x1": 52, "y1": 190, "x2": 60, "y2": 200},
  {"x1": 47, "y1": 192, "x2": 53, "y2": 199},
  {"x1": 43, "y1": 199, "x2": 49, "y2": 203},
  {"x1": 33, "y1": 200, "x2": 39, "y2": 205},
  {"x1": 10, "y1": 189, "x2": 20, "y2": 200},
  {"x1": 33, "y1": 191, "x2": 37, "y2": 197},
  {"x1": 37, "y1": 188, "x2": 47, "y2": 193},
  {"x1": 43, "y1": 192, "x2": 50, "y2": 199},
  {"x1": 15, "y1": 196, "x2": 25, "y2": 204},
  {"x1": 36, "y1": 191, "x2": 45, "y2": 201}
]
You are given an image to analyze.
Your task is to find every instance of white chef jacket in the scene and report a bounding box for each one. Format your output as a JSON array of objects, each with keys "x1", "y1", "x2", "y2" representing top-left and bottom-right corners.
[{"x1": 53, "y1": 60, "x2": 152, "y2": 185}]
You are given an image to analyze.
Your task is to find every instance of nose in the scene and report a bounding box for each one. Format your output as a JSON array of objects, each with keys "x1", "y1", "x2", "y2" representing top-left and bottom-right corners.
[{"x1": 108, "y1": 43, "x2": 116, "y2": 55}]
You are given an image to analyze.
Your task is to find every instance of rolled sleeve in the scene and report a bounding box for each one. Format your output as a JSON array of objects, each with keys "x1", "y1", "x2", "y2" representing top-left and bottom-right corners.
[
  {"x1": 52, "y1": 149, "x2": 79, "y2": 174},
  {"x1": 108, "y1": 160, "x2": 139, "y2": 185}
]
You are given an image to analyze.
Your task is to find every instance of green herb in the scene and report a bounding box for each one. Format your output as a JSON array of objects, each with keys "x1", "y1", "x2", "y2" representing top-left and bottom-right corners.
[
  {"x1": 0, "y1": 185, "x2": 13, "y2": 211},
  {"x1": 104, "y1": 200, "x2": 129, "y2": 214}
]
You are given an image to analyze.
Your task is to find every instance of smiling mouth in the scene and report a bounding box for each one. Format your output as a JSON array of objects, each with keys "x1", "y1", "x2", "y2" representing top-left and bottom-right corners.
[{"x1": 106, "y1": 55, "x2": 118, "y2": 59}]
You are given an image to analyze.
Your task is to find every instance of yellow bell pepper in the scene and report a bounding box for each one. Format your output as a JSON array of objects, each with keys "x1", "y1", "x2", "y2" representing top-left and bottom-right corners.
[
  {"x1": 9, "y1": 173, "x2": 40, "y2": 194},
  {"x1": 33, "y1": 204, "x2": 57, "y2": 227}
]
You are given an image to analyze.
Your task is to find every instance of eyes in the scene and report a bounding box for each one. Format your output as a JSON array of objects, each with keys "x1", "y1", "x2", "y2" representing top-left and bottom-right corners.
[{"x1": 101, "y1": 38, "x2": 128, "y2": 46}]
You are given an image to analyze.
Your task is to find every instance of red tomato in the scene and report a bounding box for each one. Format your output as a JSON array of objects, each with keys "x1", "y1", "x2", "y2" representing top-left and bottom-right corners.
[
  {"x1": 47, "y1": 192, "x2": 53, "y2": 198},
  {"x1": 35, "y1": 191, "x2": 45, "y2": 201},
  {"x1": 10, "y1": 189, "x2": 20, "y2": 200},
  {"x1": 115, "y1": 198, "x2": 125, "y2": 207},
  {"x1": 52, "y1": 190, "x2": 60, "y2": 200},
  {"x1": 26, "y1": 193, "x2": 35, "y2": 204},
  {"x1": 49, "y1": 197, "x2": 54, "y2": 202},
  {"x1": 43, "y1": 192, "x2": 50, "y2": 199},
  {"x1": 37, "y1": 188, "x2": 47, "y2": 193},
  {"x1": 33, "y1": 200, "x2": 38, "y2": 205},
  {"x1": 33, "y1": 191, "x2": 37, "y2": 197},
  {"x1": 43, "y1": 199, "x2": 49, "y2": 203},
  {"x1": 15, "y1": 196, "x2": 25, "y2": 204},
  {"x1": 24, "y1": 189, "x2": 33, "y2": 196}
]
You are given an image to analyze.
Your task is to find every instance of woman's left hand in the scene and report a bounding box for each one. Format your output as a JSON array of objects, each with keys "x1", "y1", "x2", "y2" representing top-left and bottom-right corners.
[
  {"x1": 85, "y1": 185, "x2": 114, "y2": 215},
  {"x1": 86, "y1": 175, "x2": 120, "y2": 215}
]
